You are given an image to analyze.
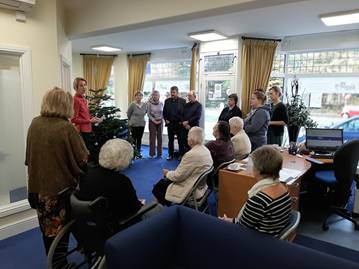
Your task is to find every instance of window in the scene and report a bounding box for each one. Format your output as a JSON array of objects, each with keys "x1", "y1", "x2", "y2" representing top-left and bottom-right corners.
[
  {"x1": 204, "y1": 53, "x2": 235, "y2": 73},
  {"x1": 269, "y1": 49, "x2": 359, "y2": 133},
  {"x1": 103, "y1": 66, "x2": 115, "y2": 107},
  {"x1": 143, "y1": 60, "x2": 191, "y2": 133}
]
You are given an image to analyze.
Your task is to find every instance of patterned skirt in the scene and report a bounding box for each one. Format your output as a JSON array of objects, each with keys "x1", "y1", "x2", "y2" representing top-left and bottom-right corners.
[{"x1": 36, "y1": 194, "x2": 69, "y2": 237}]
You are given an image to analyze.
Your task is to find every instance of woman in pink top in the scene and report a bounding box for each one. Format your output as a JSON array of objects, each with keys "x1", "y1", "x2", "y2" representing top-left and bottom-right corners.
[{"x1": 71, "y1": 77, "x2": 102, "y2": 148}]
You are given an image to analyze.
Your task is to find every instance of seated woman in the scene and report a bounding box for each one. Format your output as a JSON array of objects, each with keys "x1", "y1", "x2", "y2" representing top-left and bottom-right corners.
[
  {"x1": 206, "y1": 121, "x2": 234, "y2": 169},
  {"x1": 152, "y1": 127, "x2": 213, "y2": 206},
  {"x1": 244, "y1": 91, "x2": 270, "y2": 150},
  {"x1": 220, "y1": 145, "x2": 292, "y2": 237},
  {"x1": 78, "y1": 139, "x2": 143, "y2": 223},
  {"x1": 229, "y1": 116, "x2": 251, "y2": 160}
]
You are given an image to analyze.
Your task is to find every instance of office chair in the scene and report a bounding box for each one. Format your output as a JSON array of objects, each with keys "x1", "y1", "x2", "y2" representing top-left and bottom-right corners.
[
  {"x1": 313, "y1": 140, "x2": 359, "y2": 231},
  {"x1": 279, "y1": 210, "x2": 301, "y2": 241},
  {"x1": 181, "y1": 166, "x2": 214, "y2": 212},
  {"x1": 208, "y1": 159, "x2": 236, "y2": 192}
]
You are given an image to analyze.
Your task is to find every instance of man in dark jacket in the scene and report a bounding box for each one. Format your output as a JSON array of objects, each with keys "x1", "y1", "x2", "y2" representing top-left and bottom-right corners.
[
  {"x1": 182, "y1": 91, "x2": 202, "y2": 152},
  {"x1": 163, "y1": 86, "x2": 186, "y2": 160}
]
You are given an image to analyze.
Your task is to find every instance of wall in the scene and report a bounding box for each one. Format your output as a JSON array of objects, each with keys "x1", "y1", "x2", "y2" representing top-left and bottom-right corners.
[
  {"x1": 71, "y1": 53, "x2": 83, "y2": 87},
  {"x1": 0, "y1": 0, "x2": 69, "y2": 238},
  {"x1": 0, "y1": 0, "x2": 61, "y2": 116}
]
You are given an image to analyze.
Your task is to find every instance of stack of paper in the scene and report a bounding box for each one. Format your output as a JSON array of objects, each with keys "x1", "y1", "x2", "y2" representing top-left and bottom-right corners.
[{"x1": 279, "y1": 168, "x2": 303, "y2": 184}]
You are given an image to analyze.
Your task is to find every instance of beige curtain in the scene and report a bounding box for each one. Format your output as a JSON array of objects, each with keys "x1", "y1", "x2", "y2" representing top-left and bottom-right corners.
[
  {"x1": 128, "y1": 54, "x2": 150, "y2": 104},
  {"x1": 241, "y1": 39, "x2": 278, "y2": 115},
  {"x1": 190, "y1": 43, "x2": 198, "y2": 91},
  {"x1": 83, "y1": 55, "x2": 114, "y2": 94}
]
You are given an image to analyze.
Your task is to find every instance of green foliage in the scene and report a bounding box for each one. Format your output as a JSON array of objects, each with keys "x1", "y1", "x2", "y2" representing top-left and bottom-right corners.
[
  {"x1": 286, "y1": 78, "x2": 317, "y2": 128},
  {"x1": 287, "y1": 95, "x2": 317, "y2": 128},
  {"x1": 86, "y1": 88, "x2": 129, "y2": 163}
]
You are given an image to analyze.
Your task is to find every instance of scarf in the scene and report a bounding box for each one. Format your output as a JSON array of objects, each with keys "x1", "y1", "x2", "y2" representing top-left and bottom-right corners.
[{"x1": 235, "y1": 177, "x2": 280, "y2": 221}]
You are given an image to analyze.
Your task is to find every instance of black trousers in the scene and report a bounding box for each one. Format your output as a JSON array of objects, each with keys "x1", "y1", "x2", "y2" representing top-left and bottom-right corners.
[
  {"x1": 152, "y1": 178, "x2": 173, "y2": 206},
  {"x1": 80, "y1": 132, "x2": 92, "y2": 150},
  {"x1": 131, "y1": 126, "x2": 145, "y2": 152},
  {"x1": 167, "y1": 122, "x2": 186, "y2": 157}
]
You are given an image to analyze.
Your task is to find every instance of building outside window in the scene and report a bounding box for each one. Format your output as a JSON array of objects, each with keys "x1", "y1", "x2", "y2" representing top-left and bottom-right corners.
[{"x1": 269, "y1": 49, "x2": 359, "y2": 128}]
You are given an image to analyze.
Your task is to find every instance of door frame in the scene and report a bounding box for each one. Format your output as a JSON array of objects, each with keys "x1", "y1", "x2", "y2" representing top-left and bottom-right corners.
[{"x1": 0, "y1": 44, "x2": 33, "y2": 217}]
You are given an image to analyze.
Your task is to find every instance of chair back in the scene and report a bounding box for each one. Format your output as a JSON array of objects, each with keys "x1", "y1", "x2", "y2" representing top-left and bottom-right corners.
[
  {"x1": 181, "y1": 166, "x2": 214, "y2": 211},
  {"x1": 279, "y1": 210, "x2": 301, "y2": 241},
  {"x1": 70, "y1": 193, "x2": 111, "y2": 255},
  {"x1": 209, "y1": 159, "x2": 236, "y2": 191},
  {"x1": 333, "y1": 140, "x2": 359, "y2": 206}
]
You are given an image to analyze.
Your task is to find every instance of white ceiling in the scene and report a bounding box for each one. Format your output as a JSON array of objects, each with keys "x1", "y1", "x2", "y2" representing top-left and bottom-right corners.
[{"x1": 71, "y1": 0, "x2": 359, "y2": 54}]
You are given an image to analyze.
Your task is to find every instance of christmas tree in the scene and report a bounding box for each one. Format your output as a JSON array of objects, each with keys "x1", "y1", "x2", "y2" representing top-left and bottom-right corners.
[{"x1": 86, "y1": 88, "x2": 129, "y2": 163}]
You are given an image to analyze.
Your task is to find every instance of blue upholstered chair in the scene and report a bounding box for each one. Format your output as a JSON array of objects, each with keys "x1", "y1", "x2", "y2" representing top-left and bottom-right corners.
[{"x1": 313, "y1": 140, "x2": 359, "y2": 230}]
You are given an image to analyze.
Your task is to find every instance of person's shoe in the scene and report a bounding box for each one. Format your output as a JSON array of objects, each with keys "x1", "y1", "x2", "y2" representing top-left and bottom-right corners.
[
  {"x1": 157, "y1": 155, "x2": 162, "y2": 159},
  {"x1": 166, "y1": 156, "x2": 173, "y2": 160},
  {"x1": 149, "y1": 155, "x2": 155, "y2": 159}
]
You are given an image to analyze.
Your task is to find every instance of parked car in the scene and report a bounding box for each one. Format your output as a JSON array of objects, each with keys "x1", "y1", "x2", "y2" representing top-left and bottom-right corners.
[
  {"x1": 296, "y1": 115, "x2": 359, "y2": 144},
  {"x1": 341, "y1": 105, "x2": 359, "y2": 119}
]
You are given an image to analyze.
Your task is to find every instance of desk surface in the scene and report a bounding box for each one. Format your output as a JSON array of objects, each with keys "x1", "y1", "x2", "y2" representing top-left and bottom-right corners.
[{"x1": 218, "y1": 152, "x2": 311, "y2": 218}]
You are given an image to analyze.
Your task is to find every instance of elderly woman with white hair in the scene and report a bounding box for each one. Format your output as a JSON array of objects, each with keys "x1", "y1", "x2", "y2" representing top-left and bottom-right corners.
[
  {"x1": 220, "y1": 145, "x2": 292, "y2": 237},
  {"x1": 78, "y1": 139, "x2": 142, "y2": 222},
  {"x1": 152, "y1": 127, "x2": 213, "y2": 206},
  {"x1": 229, "y1": 116, "x2": 251, "y2": 160}
]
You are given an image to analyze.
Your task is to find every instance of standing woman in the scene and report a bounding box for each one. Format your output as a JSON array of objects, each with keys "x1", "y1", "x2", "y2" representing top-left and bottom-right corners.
[
  {"x1": 218, "y1": 93, "x2": 242, "y2": 122},
  {"x1": 244, "y1": 91, "x2": 270, "y2": 150},
  {"x1": 26, "y1": 87, "x2": 88, "y2": 258},
  {"x1": 147, "y1": 90, "x2": 164, "y2": 158},
  {"x1": 267, "y1": 86, "x2": 288, "y2": 146},
  {"x1": 127, "y1": 91, "x2": 147, "y2": 158},
  {"x1": 71, "y1": 77, "x2": 102, "y2": 149}
]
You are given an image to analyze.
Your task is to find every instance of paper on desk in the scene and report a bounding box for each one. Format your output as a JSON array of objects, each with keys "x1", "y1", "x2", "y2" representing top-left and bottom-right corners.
[{"x1": 279, "y1": 168, "x2": 302, "y2": 184}]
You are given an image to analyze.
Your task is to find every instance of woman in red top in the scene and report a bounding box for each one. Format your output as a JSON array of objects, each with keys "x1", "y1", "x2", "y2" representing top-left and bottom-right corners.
[{"x1": 71, "y1": 77, "x2": 102, "y2": 148}]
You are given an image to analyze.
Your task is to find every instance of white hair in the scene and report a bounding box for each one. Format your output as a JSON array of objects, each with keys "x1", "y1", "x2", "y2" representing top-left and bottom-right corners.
[
  {"x1": 99, "y1": 139, "x2": 133, "y2": 170},
  {"x1": 229, "y1": 116, "x2": 244, "y2": 130},
  {"x1": 188, "y1": 127, "x2": 204, "y2": 146}
]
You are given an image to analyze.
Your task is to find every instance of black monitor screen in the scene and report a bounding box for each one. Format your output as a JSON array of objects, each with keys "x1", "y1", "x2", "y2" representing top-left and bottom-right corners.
[{"x1": 306, "y1": 128, "x2": 343, "y2": 152}]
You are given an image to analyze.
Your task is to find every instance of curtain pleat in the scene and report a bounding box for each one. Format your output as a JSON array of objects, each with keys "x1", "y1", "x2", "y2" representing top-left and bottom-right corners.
[
  {"x1": 127, "y1": 54, "x2": 150, "y2": 104},
  {"x1": 241, "y1": 39, "x2": 278, "y2": 115}
]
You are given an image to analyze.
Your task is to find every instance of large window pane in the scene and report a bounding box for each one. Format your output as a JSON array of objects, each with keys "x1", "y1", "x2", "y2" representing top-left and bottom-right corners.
[{"x1": 204, "y1": 54, "x2": 235, "y2": 73}]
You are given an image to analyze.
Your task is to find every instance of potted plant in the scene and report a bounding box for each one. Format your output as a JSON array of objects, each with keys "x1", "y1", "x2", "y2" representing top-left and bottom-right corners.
[{"x1": 286, "y1": 78, "x2": 317, "y2": 142}]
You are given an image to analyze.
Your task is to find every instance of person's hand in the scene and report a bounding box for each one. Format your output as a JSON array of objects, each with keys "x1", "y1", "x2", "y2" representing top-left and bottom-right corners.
[
  {"x1": 139, "y1": 198, "x2": 146, "y2": 205},
  {"x1": 185, "y1": 125, "x2": 191, "y2": 130},
  {"x1": 218, "y1": 214, "x2": 233, "y2": 223},
  {"x1": 182, "y1": 121, "x2": 189, "y2": 127},
  {"x1": 165, "y1": 120, "x2": 170, "y2": 125},
  {"x1": 155, "y1": 120, "x2": 162, "y2": 125},
  {"x1": 163, "y1": 169, "x2": 169, "y2": 177}
]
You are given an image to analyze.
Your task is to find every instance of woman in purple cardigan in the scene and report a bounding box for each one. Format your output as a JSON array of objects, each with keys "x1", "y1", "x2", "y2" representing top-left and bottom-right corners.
[{"x1": 147, "y1": 90, "x2": 164, "y2": 158}]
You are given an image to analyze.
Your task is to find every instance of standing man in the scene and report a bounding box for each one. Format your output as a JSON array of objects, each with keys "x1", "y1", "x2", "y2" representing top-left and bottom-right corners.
[
  {"x1": 182, "y1": 91, "x2": 202, "y2": 152},
  {"x1": 163, "y1": 86, "x2": 186, "y2": 160},
  {"x1": 71, "y1": 77, "x2": 102, "y2": 149}
]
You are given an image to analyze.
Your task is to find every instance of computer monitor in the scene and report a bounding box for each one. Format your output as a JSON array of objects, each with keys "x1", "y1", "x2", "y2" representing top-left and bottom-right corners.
[{"x1": 305, "y1": 128, "x2": 343, "y2": 153}]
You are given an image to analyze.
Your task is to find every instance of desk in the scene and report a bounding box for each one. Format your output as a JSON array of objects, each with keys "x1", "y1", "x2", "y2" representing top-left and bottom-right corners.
[{"x1": 218, "y1": 152, "x2": 312, "y2": 218}]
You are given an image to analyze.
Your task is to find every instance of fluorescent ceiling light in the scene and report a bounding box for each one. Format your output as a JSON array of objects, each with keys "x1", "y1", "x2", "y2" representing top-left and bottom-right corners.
[
  {"x1": 320, "y1": 10, "x2": 359, "y2": 26},
  {"x1": 188, "y1": 30, "x2": 227, "y2": 42},
  {"x1": 91, "y1": 45, "x2": 122, "y2": 52}
]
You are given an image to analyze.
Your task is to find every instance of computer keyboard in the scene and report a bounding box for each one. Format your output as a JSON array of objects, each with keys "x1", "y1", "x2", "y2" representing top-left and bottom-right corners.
[{"x1": 310, "y1": 153, "x2": 334, "y2": 159}]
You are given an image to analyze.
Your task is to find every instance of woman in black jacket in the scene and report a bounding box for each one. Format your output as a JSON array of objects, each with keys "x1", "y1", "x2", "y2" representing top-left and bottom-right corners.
[{"x1": 218, "y1": 93, "x2": 242, "y2": 122}]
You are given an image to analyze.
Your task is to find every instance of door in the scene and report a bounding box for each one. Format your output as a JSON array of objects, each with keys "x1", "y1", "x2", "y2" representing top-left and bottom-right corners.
[{"x1": 0, "y1": 53, "x2": 27, "y2": 206}]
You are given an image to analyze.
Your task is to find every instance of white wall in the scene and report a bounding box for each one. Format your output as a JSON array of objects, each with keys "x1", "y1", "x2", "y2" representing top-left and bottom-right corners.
[
  {"x1": 0, "y1": 0, "x2": 61, "y2": 116},
  {"x1": 72, "y1": 53, "x2": 83, "y2": 86}
]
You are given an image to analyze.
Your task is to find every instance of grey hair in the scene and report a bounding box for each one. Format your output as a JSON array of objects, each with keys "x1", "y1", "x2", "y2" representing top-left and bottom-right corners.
[
  {"x1": 250, "y1": 145, "x2": 283, "y2": 179},
  {"x1": 99, "y1": 139, "x2": 134, "y2": 170},
  {"x1": 188, "y1": 126, "x2": 204, "y2": 146},
  {"x1": 229, "y1": 116, "x2": 244, "y2": 131}
]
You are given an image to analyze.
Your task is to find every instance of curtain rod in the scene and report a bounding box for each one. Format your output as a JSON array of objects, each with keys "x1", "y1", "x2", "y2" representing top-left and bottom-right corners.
[
  {"x1": 80, "y1": 53, "x2": 118, "y2": 57},
  {"x1": 127, "y1": 53, "x2": 151, "y2": 57},
  {"x1": 241, "y1": 36, "x2": 282, "y2": 42}
]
